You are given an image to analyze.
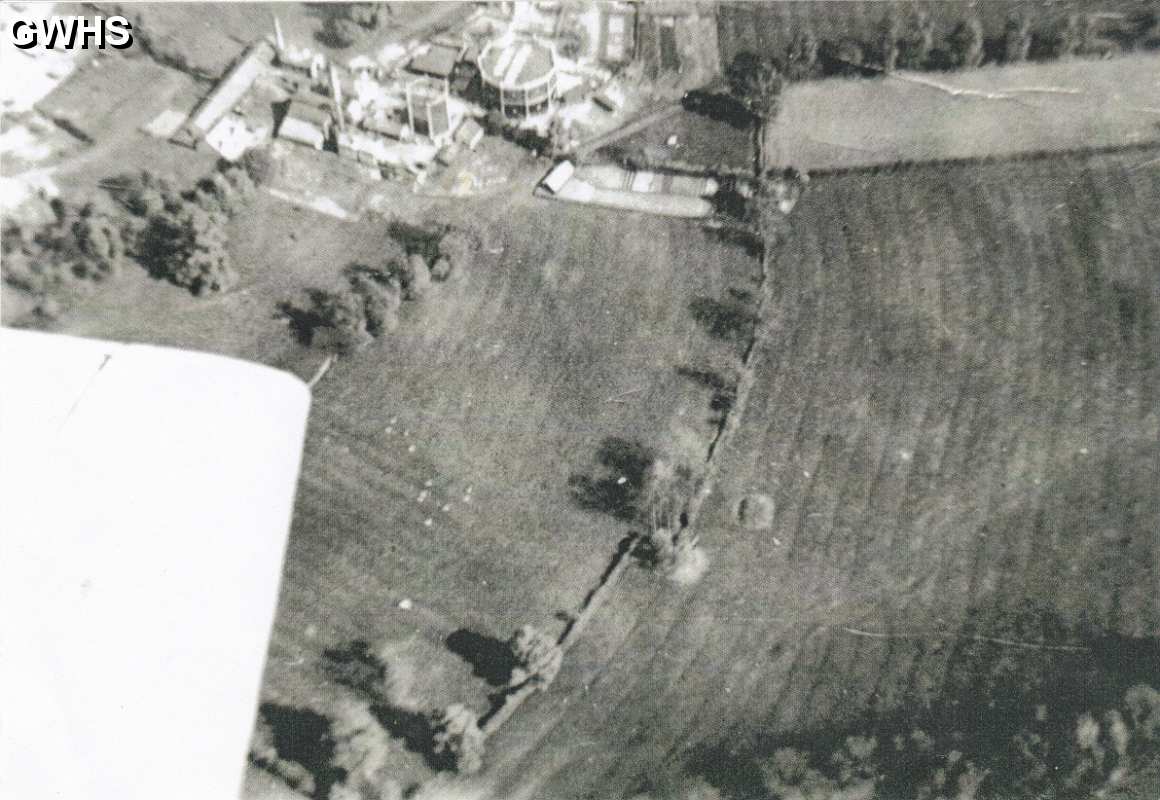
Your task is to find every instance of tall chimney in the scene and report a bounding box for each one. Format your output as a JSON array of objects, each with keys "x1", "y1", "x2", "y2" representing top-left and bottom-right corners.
[
  {"x1": 272, "y1": 14, "x2": 285, "y2": 52},
  {"x1": 330, "y1": 65, "x2": 345, "y2": 131}
]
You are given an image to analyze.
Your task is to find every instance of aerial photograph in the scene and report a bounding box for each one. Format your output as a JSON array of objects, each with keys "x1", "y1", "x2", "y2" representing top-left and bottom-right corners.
[{"x1": 2, "y1": 1, "x2": 1158, "y2": 799}]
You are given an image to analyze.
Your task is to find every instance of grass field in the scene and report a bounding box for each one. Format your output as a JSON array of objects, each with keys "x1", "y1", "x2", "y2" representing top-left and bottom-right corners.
[
  {"x1": 8, "y1": 20, "x2": 1160, "y2": 796},
  {"x1": 766, "y1": 53, "x2": 1160, "y2": 170},
  {"x1": 21, "y1": 180, "x2": 762, "y2": 792},
  {"x1": 473, "y1": 147, "x2": 1160, "y2": 799}
]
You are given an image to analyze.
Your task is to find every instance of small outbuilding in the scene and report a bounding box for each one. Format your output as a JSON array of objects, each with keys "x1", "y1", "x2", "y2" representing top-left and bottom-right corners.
[
  {"x1": 455, "y1": 118, "x2": 485, "y2": 151},
  {"x1": 279, "y1": 100, "x2": 333, "y2": 150}
]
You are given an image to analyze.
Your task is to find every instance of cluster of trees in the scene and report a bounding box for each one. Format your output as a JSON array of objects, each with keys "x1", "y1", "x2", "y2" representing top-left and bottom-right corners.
[
  {"x1": 508, "y1": 625, "x2": 563, "y2": 692},
  {"x1": 320, "y1": 3, "x2": 384, "y2": 50},
  {"x1": 724, "y1": 7, "x2": 1159, "y2": 95},
  {"x1": 2, "y1": 197, "x2": 129, "y2": 317},
  {"x1": 291, "y1": 225, "x2": 475, "y2": 353},
  {"x1": 751, "y1": 680, "x2": 1160, "y2": 800},
  {"x1": 742, "y1": 604, "x2": 1160, "y2": 800},
  {"x1": 112, "y1": 155, "x2": 269, "y2": 296}
]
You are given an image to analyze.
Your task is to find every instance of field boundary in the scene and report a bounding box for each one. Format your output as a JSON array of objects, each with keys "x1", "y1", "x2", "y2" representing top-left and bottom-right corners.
[{"x1": 791, "y1": 138, "x2": 1160, "y2": 179}]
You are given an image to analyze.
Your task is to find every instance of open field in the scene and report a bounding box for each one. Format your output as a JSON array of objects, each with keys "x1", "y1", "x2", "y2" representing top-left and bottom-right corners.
[
  {"x1": 766, "y1": 53, "x2": 1160, "y2": 170},
  {"x1": 16, "y1": 180, "x2": 761, "y2": 792},
  {"x1": 473, "y1": 147, "x2": 1160, "y2": 799}
]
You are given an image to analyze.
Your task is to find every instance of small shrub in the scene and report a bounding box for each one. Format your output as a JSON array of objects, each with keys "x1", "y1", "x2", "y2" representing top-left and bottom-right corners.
[
  {"x1": 509, "y1": 626, "x2": 563, "y2": 691},
  {"x1": 349, "y1": 272, "x2": 402, "y2": 336},
  {"x1": 1003, "y1": 14, "x2": 1033, "y2": 64},
  {"x1": 403, "y1": 253, "x2": 432, "y2": 301},
  {"x1": 429, "y1": 257, "x2": 452, "y2": 282},
  {"x1": 430, "y1": 704, "x2": 485, "y2": 775},
  {"x1": 142, "y1": 206, "x2": 238, "y2": 295},
  {"x1": 308, "y1": 288, "x2": 372, "y2": 352},
  {"x1": 437, "y1": 229, "x2": 475, "y2": 277},
  {"x1": 667, "y1": 540, "x2": 708, "y2": 586},
  {"x1": 329, "y1": 700, "x2": 390, "y2": 789},
  {"x1": 242, "y1": 146, "x2": 278, "y2": 186}
]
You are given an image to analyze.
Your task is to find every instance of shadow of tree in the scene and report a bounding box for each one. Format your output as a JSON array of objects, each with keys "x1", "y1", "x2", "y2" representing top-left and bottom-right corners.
[
  {"x1": 369, "y1": 703, "x2": 445, "y2": 770},
  {"x1": 677, "y1": 365, "x2": 738, "y2": 414},
  {"x1": 321, "y1": 639, "x2": 384, "y2": 697},
  {"x1": 569, "y1": 436, "x2": 655, "y2": 521},
  {"x1": 276, "y1": 297, "x2": 326, "y2": 346},
  {"x1": 446, "y1": 628, "x2": 514, "y2": 687},
  {"x1": 258, "y1": 703, "x2": 341, "y2": 798},
  {"x1": 690, "y1": 295, "x2": 757, "y2": 345}
]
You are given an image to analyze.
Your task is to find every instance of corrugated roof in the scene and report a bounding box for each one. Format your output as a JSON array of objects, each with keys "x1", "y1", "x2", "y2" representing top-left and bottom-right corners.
[
  {"x1": 285, "y1": 100, "x2": 333, "y2": 129},
  {"x1": 408, "y1": 44, "x2": 460, "y2": 79}
]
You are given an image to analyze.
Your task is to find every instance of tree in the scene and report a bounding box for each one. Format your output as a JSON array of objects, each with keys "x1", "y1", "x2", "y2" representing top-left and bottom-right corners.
[
  {"x1": 430, "y1": 704, "x2": 485, "y2": 775},
  {"x1": 830, "y1": 735, "x2": 878, "y2": 785},
  {"x1": 157, "y1": 207, "x2": 237, "y2": 295},
  {"x1": 438, "y1": 229, "x2": 475, "y2": 275},
  {"x1": 349, "y1": 273, "x2": 402, "y2": 337},
  {"x1": 509, "y1": 625, "x2": 563, "y2": 691},
  {"x1": 323, "y1": 15, "x2": 362, "y2": 49},
  {"x1": 4, "y1": 199, "x2": 129, "y2": 308},
  {"x1": 1124, "y1": 684, "x2": 1160, "y2": 744},
  {"x1": 59, "y1": 200, "x2": 127, "y2": 281},
  {"x1": 725, "y1": 52, "x2": 784, "y2": 123},
  {"x1": 899, "y1": 9, "x2": 935, "y2": 69},
  {"x1": 878, "y1": 12, "x2": 902, "y2": 73},
  {"x1": 307, "y1": 287, "x2": 372, "y2": 352},
  {"x1": 242, "y1": 147, "x2": 278, "y2": 187},
  {"x1": 329, "y1": 700, "x2": 390, "y2": 791},
  {"x1": 1003, "y1": 13, "x2": 1032, "y2": 64},
  {"x1": 349, "y1": 3, "x2": 380, "y2": 30},
  {"x1": 758, "y1": 747, "x2": 837, "y2": 798},
  {"x1": 116, "y1": 170, "x2": 182, "y2": 219},
  {"x1": 949, "y1": 15, "x2": 985, "y2": 69},
  {"x1": 1055, "y1": 13, "x2": 1094, "y2": 58},
  {"x1": 403, "y1": 253, "x2": 432, "y2": 301},
  {"x1": 784, "y1": 30, "x2": 819, "y2": 81}
]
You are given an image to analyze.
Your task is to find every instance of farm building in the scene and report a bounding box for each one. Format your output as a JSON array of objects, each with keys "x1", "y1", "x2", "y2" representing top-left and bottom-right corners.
[
  {"x1": 478, "y1": 37, "x2": 558, "y2": 117},
  {"x1": 279, "y1": 99, "x2": 333, "y2": 150}
]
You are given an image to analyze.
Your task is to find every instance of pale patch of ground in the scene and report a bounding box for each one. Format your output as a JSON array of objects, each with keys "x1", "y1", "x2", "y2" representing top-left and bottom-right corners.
[
  {"x1": 0, "y1": 4, "x2": 82, "y2": 114},
  {"x1": 767, "y1": 54, "x2": 1160, "y2": 170}
]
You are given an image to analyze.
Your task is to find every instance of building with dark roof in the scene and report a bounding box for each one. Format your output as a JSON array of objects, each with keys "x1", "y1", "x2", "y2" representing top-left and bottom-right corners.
[{"x1": 407, "y1": 43, "x2": 461, "y2": 84}]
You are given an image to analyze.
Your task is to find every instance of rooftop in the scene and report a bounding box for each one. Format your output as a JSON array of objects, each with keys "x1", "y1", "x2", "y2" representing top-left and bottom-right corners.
[
  {"x1": 479, "y1": 39, "x2": 555, "y2": 89},
  {"x1": 407, "y1": 44, "x2": 461, "y2": 80}
]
